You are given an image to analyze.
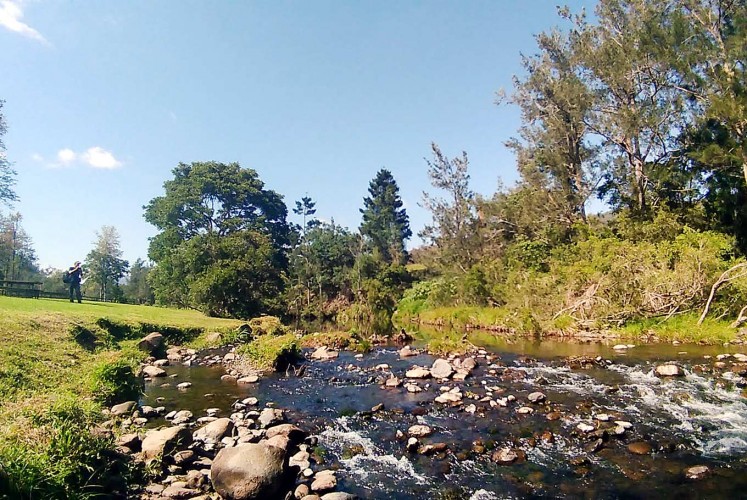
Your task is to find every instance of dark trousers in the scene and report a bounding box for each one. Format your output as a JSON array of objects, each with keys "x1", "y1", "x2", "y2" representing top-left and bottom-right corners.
[{"x1": 69, "y1": 283, "x2": 82, "y2": 303}]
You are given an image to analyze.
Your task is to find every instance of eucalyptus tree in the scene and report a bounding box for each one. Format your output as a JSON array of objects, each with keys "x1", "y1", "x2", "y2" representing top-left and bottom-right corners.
[
  {"x1": 570, "y1": 0, "x2": 690, "y2": 215},
  {"x1": 420, "y1": 143, "x2": 479, "y2": 272},
  {"x1": 506, "y1": 27, "x2": 598, "y2": 230}
]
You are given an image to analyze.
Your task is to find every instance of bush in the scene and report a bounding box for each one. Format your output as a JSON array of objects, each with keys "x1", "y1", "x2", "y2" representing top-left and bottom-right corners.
[
  {"x1": 237, "y1": 334, "x2": 301, "y2": 371},
  {"x1": 87, "y1": 359, "x2": 141, "y2": 406}
]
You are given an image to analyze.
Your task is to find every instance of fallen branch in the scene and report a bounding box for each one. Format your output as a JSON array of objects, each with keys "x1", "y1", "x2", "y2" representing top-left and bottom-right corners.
[{"x1": 698, "y1": 263, "x2": 747, "y2": 325}]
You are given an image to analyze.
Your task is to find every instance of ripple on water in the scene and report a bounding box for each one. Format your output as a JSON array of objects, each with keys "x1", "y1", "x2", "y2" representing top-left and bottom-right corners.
[{"x1": 319, "y1": 417, "x2": 429, "y2": 488}]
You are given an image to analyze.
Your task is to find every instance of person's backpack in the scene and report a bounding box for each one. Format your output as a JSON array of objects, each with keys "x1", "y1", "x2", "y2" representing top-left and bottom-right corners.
[{"x1": 62, "y1": 270, "x2": 71, "y2": 284}]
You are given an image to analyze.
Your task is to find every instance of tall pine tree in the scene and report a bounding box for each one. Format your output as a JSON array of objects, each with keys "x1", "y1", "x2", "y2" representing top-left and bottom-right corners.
[{"x1": 359, "y1": 169, "x2": 411, "y2": 264}]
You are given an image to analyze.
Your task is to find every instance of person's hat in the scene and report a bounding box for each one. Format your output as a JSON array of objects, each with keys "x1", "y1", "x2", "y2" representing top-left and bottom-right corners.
[{"x1": 74, "y1": 261, "x2": 81, "y2": 266}]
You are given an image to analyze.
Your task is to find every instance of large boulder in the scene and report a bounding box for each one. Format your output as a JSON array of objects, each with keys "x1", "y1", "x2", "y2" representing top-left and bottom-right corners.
[
  {"x1": 142, "y1": 365, "x2": 167, "y2": 378},
  {"x1": 138, "y1": 332, "x2": 164, "y2": 353},
  {"x1": 110, "y1": 401, "x2": 137, "y2": 416},
  {"x1": 141, "y1": 425, "x2": 192, "y2": 462},
  {"x1": 211, "y1": 443, "x2": 287, "y2": 500}
]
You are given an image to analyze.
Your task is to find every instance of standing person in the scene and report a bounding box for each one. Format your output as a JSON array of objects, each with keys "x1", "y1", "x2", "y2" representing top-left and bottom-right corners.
[{"x1": 68, "y1": 261, "x2": 83, "y2": 303}]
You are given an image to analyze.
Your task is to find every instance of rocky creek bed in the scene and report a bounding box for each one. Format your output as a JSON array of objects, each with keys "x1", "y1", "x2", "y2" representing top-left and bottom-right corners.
[{"x1": 111, "y1": 338, "x2": 747, "y2": 499}]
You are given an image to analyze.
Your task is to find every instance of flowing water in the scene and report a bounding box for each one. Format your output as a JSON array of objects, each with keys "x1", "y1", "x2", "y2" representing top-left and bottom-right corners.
[{"x1": 142, "y1": 333, "x2": 747, "y2": 499}]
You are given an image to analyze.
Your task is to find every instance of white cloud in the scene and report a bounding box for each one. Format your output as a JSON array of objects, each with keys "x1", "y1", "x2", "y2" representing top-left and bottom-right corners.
[
  {"x1": 56, "y1": 148, "x2": 76, "y2": 165},
  {"x1": 81, "y1": 146, "x2": 122, "y2": 169},
  {"x1": 30, "y1": 152, "x2": 43, "y2": 162},
  {"x1": 0, "y1": 1, "x2": 48, "y2": 44}
]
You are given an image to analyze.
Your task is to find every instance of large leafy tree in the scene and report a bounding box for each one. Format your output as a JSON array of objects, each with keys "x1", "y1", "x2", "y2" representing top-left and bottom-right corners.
[
  {"x1": 144, "y1": 161, "x2": 290, "y2": 318},
  {"x1": 85, "y1": 225, "x2": 129, "y2": 301},
  {"x1": 359, "y1": 169, "x2": 411, "y2": 265},
  {"x1": 0, "y1": 100, "x2": 18, "y2": 207}
]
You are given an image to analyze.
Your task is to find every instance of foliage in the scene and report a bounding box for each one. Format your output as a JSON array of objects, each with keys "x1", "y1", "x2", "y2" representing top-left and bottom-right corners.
[
  {"x1": 0, "y1": 212, "x2": 39, "y2": 281},
  {"x1": 84, "y1": 225, "x2": 129, "y2": 302},
  {"x1": 247, "y1": 315, "x2": 288, "y2": 337},
  {"x1": 359, "y1": 169, "x2": 411, "y2": 265},
  {"x1": 87, "y1": 359, "x2": 141, "y2": 406},
  {"x1": 144, "y1": 161, "x2": 290, "y2": 318},
  {"x1": 122, "y1": 258, "x2": 154, "y2": 304},
  {"x1": 421, "y1": 144, "x2": 479, "y2": 272},
  {"x1": 237, "y1": 333, "x2": 301, "y2": 371},
  {"x1": 0, "y1": 100, "x2": 18, "y2": 207}
]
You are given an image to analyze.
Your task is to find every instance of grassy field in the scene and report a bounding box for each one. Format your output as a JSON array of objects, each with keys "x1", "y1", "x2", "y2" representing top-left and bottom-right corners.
[{"x1": 0, "y1": 296, "x2": 243, "y2": 498}]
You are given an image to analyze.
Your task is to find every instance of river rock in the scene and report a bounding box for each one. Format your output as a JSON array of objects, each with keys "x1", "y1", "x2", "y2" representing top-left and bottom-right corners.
[
  {"x1": 111, "y1": 401, "x2": 137, "y2": 416},
  {"x1": 161, "y1": 485, "x2": 199, "y2": 498},
  {"x1": 655, "y1": 364, "x2": 684, "y2": 377},
  {"x1": 142, "y1": 365, "x2": 167, "y2": 378},
  {"x1": 435, "y1": 389, "x2": 462, "y2": 404},
  {"x1": 527, "y1": 392, "x2": 546, "y2": 403},
  {"x1": 237, "y1": 375, "x2": 260, "y2": 384},
  {"x1": 311, "y1": 347, "x2": 339, "y2": 360},
  {"x1": 173, "y1": 449, "x2": 195, "y2": 465},
  {"x1": 295, "y1": 484, "x2": 310, "y2": 499},
  {"x1": 266, "y1": 423, "x2": 307, "y2": 444},
  {"x1": 176, "y1": 382, "x2": 192, "y2": 390},
  {"x1": 258, "y1": 408, "x2": 285, "y2": 428},
  {"x1": 194, "y1": 418, "x2": 234, "y2": 442},
  {"x1": 265, "y1": 434, "x2": 290, "y2": 451},
  {"x1": 405, "y1": 383, "x2": 422, "y2": 393},
  {"x1": 431, "y1": 359, "x2": 454, "y2": 379},
  {"x1": 405, "y1": 367, "x2": 431, "y2": 379},
  {"x1": 385, "y1": 376, "x2": 401, "y2": 388},
  {"x1": 117, "y1": 432, "x2": 141, "y2": 451},
  {"x1": 491, "y1": 448, "x2": 519, "y2": 465},
  {"x1": 211, "y1": 443, "x2": 286, "y2": 500},
  {"x1": 321, "y1": 493, "x2": 357, "y2": 500},
  {"x1": 627, "y1": 441, "x2": 652, "y2": 455},
  {"x1": 138, "y1": 332, "x2": 164, "y2": 353},
  {"x1": 408, "y1": 424, "x2": 433, "y2": 438},
  {"x1": 576, "y1": 422, "x2": 595, "y2": 433},
  {"x1": 399, "y1": 346, "x2": 417, "y2": 358},
  {"x1": 172, "y1": 410, "x2": 193, "y2": 425},
  {"x1": 685, "y1": 465, "x2": 710, "y2": 480},
  {"x1": 311, "y1": 470, "x2": 337, "y2": 492},
  {"x1": 141, "y1": 425, "x2": 192, "y2": 462}
]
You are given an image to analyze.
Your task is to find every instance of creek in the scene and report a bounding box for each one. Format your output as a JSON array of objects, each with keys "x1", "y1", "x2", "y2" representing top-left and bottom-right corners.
[{"x1": 142, "y1": 332, "x2": 747, "y2": 499}]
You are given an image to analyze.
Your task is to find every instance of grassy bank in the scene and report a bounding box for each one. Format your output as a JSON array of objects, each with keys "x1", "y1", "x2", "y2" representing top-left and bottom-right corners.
[
  {"x1": 0, "y1": 296, "x2": 242, "y2": 498},
  {"x1": 396, "y1": 305, "x2": 741, "y2": 345}
]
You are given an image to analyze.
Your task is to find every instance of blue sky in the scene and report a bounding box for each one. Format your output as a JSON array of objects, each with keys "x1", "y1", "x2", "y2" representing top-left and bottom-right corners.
[{"x1": 0, "y1": 0, "x2": 595, "y2": 269}]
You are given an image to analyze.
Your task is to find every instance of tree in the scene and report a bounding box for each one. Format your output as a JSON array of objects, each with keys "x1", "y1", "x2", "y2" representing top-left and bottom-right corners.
[
  {"x1": 359, "y1": 169, "x2": 411, "y2": 265},
  {"x1": 0, "y1": 100, "x2": 18, "y2": 207},
  {"x1": 122, "y1": 258, "x2": 154, "y2": 304},
  {"x1": 85, "y1": 226, "x2": 129, "y2": 301},
  {"x1": 144, "y1": 161, "x2": 290, "y2": 317},
  {"x1": 506, "y1": 27, "x2": 598, "y2": 229},
  {"x1": 0, "y1": 213, "x2": 38, "y2": 281},
  {"x1": 293, "y1": 196, "x2": 319, "y2": 236},
  {"x1": 569, "y1": 0, "x2": 689, "y2": 214},
  {"x1": 420, "y1": 143, "x2": 479, "y2": 272}
]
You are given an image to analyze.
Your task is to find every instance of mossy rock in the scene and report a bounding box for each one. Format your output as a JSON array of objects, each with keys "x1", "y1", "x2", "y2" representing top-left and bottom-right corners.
[{"x1": 247, "y1": 316, "x2": 288, "y2": 337}]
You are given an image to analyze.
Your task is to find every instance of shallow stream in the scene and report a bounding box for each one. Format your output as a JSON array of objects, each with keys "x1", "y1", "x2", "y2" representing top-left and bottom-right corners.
[{"x1": 142, "y1": 334, "x2": 747, "y2": 499}]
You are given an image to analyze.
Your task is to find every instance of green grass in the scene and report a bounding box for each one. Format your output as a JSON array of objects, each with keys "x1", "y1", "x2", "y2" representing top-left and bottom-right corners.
[
  {"x1": 0, "y1": 296, "x2": 243, "y2": 498},
  {"x1": 619, "y1": 313, "x2": 737, "y2": 344}
]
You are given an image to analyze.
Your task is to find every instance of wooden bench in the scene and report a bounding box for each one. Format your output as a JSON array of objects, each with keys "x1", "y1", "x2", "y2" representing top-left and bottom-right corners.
[{"x1": 0, "y1": 280, "x2": 43, "y2": 298}]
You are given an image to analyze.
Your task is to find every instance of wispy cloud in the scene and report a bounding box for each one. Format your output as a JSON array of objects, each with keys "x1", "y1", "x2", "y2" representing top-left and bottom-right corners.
[
  {"x1": 81, "y1": 146, "x2": 122, "y2": 169},
  {"x1": 0, "y1": 1, "x2": 48, "y2": 44}
]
